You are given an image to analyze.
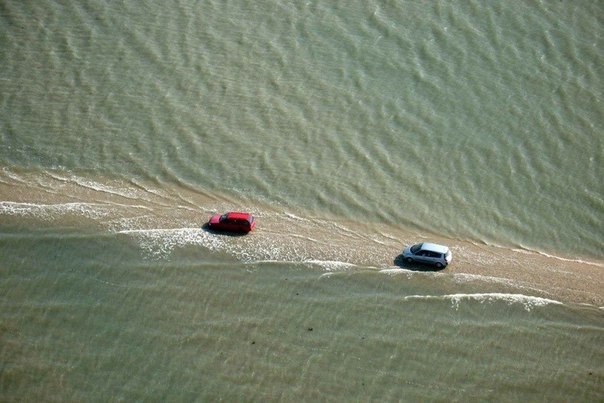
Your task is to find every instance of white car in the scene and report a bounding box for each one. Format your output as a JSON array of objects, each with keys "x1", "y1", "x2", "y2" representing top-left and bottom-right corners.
[{"x1": 402, "y1": 242, "x2": 452, "y2": 269}]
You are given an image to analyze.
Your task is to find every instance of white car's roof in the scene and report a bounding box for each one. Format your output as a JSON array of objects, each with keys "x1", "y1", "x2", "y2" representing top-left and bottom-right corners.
[{"x1": 421, "y1": 242, "x2": 450, "y2": 253}]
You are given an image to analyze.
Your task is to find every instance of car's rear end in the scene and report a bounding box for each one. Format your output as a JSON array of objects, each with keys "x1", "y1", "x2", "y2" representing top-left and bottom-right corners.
[{"x1": 226, "y1": 212, "x2": 255, "y2": 232}]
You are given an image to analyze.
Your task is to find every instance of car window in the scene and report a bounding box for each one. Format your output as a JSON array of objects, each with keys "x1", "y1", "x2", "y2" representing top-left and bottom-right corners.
[{"x1": 410, "y1": 244, "x2": 422, "y2": 254}]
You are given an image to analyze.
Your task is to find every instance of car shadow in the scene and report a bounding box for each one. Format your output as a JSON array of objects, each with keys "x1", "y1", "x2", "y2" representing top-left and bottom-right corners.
[
  {"x1": 393, "y1": 254, "x2": 446, "y2": 272},
  {"x1": 201, "y1": 222, "x2": 250, "y2": 237}
]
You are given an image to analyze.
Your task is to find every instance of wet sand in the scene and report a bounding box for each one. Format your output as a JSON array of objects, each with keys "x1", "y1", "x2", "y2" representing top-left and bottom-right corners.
[{"x1": 1, "y1": 171, "x2": 603, "y2": 307}]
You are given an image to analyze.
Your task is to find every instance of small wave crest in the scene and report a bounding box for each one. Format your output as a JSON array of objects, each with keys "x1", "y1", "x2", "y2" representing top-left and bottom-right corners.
[
  {"x1": 304, "y1": 259, "x2": 357, "y2": 271},
  {"x1": 46, "y1": 173, "x2": 148, "y2": 200},
  {"x1": 115, "y1": 227, "x2": 226, "y2": 260},
  {"x1": 0, "y1": 201, "x2": 112, "y2": 220},
  {"x1": 403, "y1": 293, "x2": 562, "y2": 311}
]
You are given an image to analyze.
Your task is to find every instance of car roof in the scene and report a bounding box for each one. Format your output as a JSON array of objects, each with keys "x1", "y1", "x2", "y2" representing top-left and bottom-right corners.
[
  {"x1": 421, "y1": 242, "x2": 449, "y2": 253},
  {"x1": 225, "y1": 212, "x2": 253, "y2": 220}
]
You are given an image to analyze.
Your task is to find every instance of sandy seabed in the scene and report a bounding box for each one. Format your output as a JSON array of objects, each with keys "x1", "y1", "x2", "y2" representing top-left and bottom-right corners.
[{"x1": 1, "y1": 171, "x2": 602, "y2": 307}]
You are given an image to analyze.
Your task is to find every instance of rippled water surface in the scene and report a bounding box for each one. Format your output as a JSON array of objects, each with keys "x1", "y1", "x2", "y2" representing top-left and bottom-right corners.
[{"x1": 1, "y1": 1, "x2": 602, "y2": 400}]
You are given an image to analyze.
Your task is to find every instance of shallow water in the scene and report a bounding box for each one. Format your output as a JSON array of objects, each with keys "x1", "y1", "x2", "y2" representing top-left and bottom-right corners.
[
  {"x1": 2, "y1": 222, "x2": 603, "y2": 401},
  {"x1": 1, "y1": 0, "x2": 603, "y2": 400}
]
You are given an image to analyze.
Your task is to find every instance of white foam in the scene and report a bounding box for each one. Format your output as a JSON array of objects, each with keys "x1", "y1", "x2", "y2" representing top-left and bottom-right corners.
[
  {"x1": 47, "y1": 173, "x2": 143, "y2": 200},
  {"x1": 511, "y1": 248, "x2": 533, "y2": 255},
  {"x1": 0, "y1": 201, "x2": 111, "y2": 220},
  {"x1": 289, "y1": 233, "x2": 321, "y2": 243},
  {"x1": 474, "y1": 241, "x2": 604, "y2": 268},
  {"x1": 511, "y1": 246, "x2": 604, "y2": 267},
  {"x1": 403, "y1": 293, "x2": 562, "y2": 311},
  {"x1": 283, "y1": 212, "x2": 309, "y2": 222},
  {"x1": 452, "y1": 273, "x2": 521, "y2": 288},
  {"x1": 368, "y1": 235, "x2": 391, "y2": 246},
  {"x1": 380, "y1": 268, "x2": 411, "y2": 275},
  {"x1": 329, "y1": 222, "x2": 362, "y2": 238},
  {"x1": 533, "y1": 250, "x2": 604, "y2": 268},
  {"x1": 304, "y1": 259, "x2": 356, "y2": 271},
  {"x1": 379, "y1": 267, "x2": 440, "y2": 276},
  {"x1": 243, "y1": 259, "x2": 292, "y2": 265},
  {"x1": 115, "y1": 227, "x2": 226, "y2": 259},
  {"x1": 0, "y1": 168, "x2": 27, "y2": 184}
]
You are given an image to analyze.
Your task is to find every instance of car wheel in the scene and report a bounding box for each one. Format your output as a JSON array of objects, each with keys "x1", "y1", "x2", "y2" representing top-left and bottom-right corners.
[
  {"x1": 435, "y1": 262, "x2": 443, "y2": 269},
  {"x1": 405, "y1": 257, "x2": 413, "y2": 263}
]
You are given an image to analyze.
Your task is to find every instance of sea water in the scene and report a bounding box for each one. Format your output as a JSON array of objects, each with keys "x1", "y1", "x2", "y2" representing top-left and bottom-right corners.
[{"x1": 1, "y1": 1, "x2": 602, "y2": 401}]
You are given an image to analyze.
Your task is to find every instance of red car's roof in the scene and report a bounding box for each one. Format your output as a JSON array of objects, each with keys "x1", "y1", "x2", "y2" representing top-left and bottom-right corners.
[{"x1": 225, "y1": 212, "x2": 253, "y2": 220}]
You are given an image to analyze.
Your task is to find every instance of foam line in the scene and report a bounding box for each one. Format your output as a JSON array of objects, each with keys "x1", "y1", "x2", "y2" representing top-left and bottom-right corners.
[
  {"x1": 403, "y1": 293, "x2": 562, "y2": 311},
  {"x1": 283, "y1": 212, "x2": 310, "y2": 222},
  {"x1": 46, "y1": 173, "x2": 142, "y2": 200},
  {"x1": 114, "y1": 227, "x2": 226, "y2": 259},
  {"x1": 0, "y1": 201, "x2": 111, "y2": 219},
  {"x1": 533, "y1": 251, "x2": 604, "y2": 267},
  {"x1": 304, "y1": 259, "x2": 357, "y2": 271}
]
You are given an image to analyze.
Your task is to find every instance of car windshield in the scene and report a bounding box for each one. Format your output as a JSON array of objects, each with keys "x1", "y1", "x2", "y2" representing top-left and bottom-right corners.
[{"x1": 410, "y1": 243, "x2": 422, "y2": 254}]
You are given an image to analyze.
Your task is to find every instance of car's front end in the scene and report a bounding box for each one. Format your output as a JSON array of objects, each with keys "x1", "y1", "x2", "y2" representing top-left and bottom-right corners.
[{"x1": 207, "y1": 214, "x2": 222, "y2": 229}]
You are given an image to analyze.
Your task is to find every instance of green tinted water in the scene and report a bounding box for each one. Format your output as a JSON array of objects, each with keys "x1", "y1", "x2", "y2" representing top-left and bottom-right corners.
[{"x1": 0, "y1": 1, "x2": 602, "y2": 400}]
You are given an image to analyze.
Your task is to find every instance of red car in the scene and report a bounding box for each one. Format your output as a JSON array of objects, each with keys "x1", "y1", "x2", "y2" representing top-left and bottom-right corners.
[{"x1": 207, "y1": 211, "x2": 256, "y2": 233}]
